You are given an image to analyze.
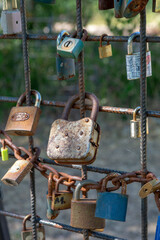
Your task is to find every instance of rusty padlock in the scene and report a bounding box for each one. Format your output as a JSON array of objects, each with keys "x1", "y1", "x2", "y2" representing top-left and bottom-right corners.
[
  {"x1": 51, "y1": 177, "x2": 73, "y2": 211},
  {"x1": 1, "y1": 147, "x2": 34, "y2": 186},
  {"x1": 70, "y1": 180, "x2": 105, "y2": 230},
  {"x1": 98, "y1": 0, "x2": 114, "y2": 10},
  {"x1": 124, "y1": 0, "x2": 149, "y2": 18},
  {"x1": 21, "y1": 214, "x2": 45, "y2": 240},
  {"x1": 46, "y1": 173, "x2": 59, "y2": 220},
  {"x1": 5, "y1": 90, "x2": 42, "y2": 136},
  {"x1": 98, "y1": 34, "x2": 112, "y2": 59},
  {"x1": 47, "y1": 92, "x2": 100, "y2": 165}
]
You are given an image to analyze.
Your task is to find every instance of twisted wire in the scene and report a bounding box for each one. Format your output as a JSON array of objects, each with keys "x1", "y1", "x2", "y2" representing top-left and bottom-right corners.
[
  {"x1": 20, "y1": 0, "x2": 37, "y2": 239},
  {"x1": 140, "y1": 9, "x2": 148, "y2": 240}
]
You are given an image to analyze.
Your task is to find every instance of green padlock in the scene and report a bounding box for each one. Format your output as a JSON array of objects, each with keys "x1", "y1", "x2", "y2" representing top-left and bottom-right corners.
[{"x1": 1, "y1": 140, "x2": 8, "y2": 161}]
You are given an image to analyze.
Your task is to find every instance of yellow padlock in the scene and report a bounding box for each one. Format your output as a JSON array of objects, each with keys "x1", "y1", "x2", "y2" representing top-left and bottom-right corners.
[
  {"x1": 1, "y1": 140, "x2": 8, "y2": 161},
  {"x1": 98, "y1": 34, "x2": 112, "y2": 59}
]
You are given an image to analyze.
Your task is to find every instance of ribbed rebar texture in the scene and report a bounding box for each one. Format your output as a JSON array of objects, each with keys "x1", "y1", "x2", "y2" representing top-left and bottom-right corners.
[
  {"x1": 140, "y1": 9, "x2": 148, "y2": 240},
  {"x1": 20, "y1": 0, "x2": 37, "y2": 239}
]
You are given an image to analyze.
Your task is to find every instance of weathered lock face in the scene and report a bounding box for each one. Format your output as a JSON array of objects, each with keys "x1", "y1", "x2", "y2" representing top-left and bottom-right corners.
[
  {"x1": 56, "y1": 54, "x2": 75, "y2": 80},
  {"x1": 70, "y1": 180, "x2": 105, "y2": 230},
  {"x1": 5, "y1": 90, "x2": 42, "y2": 136},
  {"x1": 99, "y1": 34, "x2": 112, "y2": 59},
  {"x1": 1, "y1": 159, "x2": 33, "y2": 186},
  {"x1": 47, "y1": 92, "x2": 100, "y2": 165},
  {"x1": 124, "y1": 0, "x2": 148, "y2": 18},
  {"x1": 57, "y1": 37, "x2": 84, "y2": 59},
  {"x1": 153, "y1": 0, "x2": 160, "y2": 12},
  {"x1": 52, "y1": 190, "x2": 73, "y2": 211},
  {"x1": 98, "y1": 0, "x2": 114, "y2": 10},
  {"x1": 114, "y1": 0, "x2": 126, "y2": 18},
  {"x1": 46, "y1": 195, "x2": 59, "y2": 219}
]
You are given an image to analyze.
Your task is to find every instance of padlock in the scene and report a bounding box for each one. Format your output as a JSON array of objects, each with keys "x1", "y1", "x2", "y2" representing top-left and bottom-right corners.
[
  {"x1": 56, "y1": 54, "x2": 75, "y2": 80},
  {"x1": 95, "y1": 174, "x2": 128, "y2": 221},
  {"x1": 139, "y1": 177, "x2": 160, "y2": 198},
  {"x1": 98, "y1": 34, "x2": 112, "y2": 59},
  {"x1": 98, "y1": 0, "x2": 114, "y2": 10},
  {"x1": 1, "y1": 0, "x2": 22, "y2": 34},
  {"x1": 34, "y1": 0, "x2": 55, "y2": 3},
  {"x1": 47, "y1": 92, "x2": 100, "y2": 165},
  {"x1": 1, "y1": 147, "x2": 34, "y2": 186},
  {"x1": 5, "y1": 90, "x2": 42, "y2": 136},
  {"x1": 51, "y1": 177, "x2": 73, "y2": 211},
  {"x1": 153, "y1": 0, "x2": 160, "y2": 12},
  {"x1": 21, "y1": 214, "x2": 45, "y2": 240},
  {"x1": 46, "y1": 173, "x2": 59, "y2": 220},
  {"x1": 126, "y1": 32, "x2": 152, "y2": 80},
  {"x1": 130, "y1": 106, "x2": 149, "y2": 138},
  {"x1": 70, "y1": 180, "x2": 105, "y2": 230},
  {"x1": 1, "y1": 140, "x2": 9, "y2": 161},
  {"x1": 57, "y1": 30, "x2": 84, "y2": 59},
  {"x1": 114, "y1": 0, "x2": 126, "y2": 18},
  {"x1": 123, "y1": 0, "x2": 149, "y2": 18}
]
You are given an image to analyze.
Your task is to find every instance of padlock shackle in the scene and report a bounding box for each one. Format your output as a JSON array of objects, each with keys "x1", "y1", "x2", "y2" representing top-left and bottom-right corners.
[
  {"x1": 55, "y1": 176, "x2": 68, "y2": 193},
  {"x1": 22, "y1": 214, "x2": 41, "y2": 231},
  {"x1": 61, "y1": 92, "x2": 99, "y2": 122},
  {"x1": 128, "y1": 32, "x2": 140, "y2": 55},
  {"x1": 100, "y1": 34, "x2": 109, "y2": 47},
  {"x1": 74, "y1": 180, "x2": 97, "y2": 200},
  {"x1": 81, "y1": 29, "x2": 88, "y2": 41},
  {"x1": 101, "y1": 173, "x2": 120, "y2": 192},
  {"x1": 57, "y1": 30, "x2": 70, "y2": 46},
  {"x1": 16, "y1": 90, "x2": 42, "y2": 108},
  {"x1": 133, "y1": 106, "x2": 140, "y2": 121},
  {"x1": 121, "y1": 179, "x2": 127, "y2": 195},
  {"x1": 12, "y1": 0, "x2": 17, "y2": 9},
  {"x1": 2, "y1": 0, "x2": 8, "y2": 10}
]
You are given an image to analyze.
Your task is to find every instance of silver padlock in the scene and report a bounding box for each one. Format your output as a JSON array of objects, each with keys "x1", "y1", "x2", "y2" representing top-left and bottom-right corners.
[
  {"x1": 1, "y1": 0, "x2": 22, "y2": 34},
  {"x1": 130, "y1": 106, "x2": 149, "y2": 138},
  {"x1": 126, "y1": 32, "x2": 152, "y2": 80}
]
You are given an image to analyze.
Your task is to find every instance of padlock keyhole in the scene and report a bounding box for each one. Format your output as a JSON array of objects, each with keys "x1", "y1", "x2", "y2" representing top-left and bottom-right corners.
[
  {"x1": 16, "y1": 21, "x2": 18, "y2": 24},
  {"x1": 64, "y1": 40, "x2": 73, "y2": 48}
]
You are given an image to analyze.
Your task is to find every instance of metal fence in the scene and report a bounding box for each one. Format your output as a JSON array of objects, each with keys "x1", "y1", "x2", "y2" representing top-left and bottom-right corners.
[{"x1": 0, "y1": 1, "x2": 159, "y2": 240}]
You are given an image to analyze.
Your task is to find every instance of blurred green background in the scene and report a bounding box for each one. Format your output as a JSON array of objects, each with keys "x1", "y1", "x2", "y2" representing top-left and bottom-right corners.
[{"x1": 0, "y1": 1, "x2": 159, "y2": 112}]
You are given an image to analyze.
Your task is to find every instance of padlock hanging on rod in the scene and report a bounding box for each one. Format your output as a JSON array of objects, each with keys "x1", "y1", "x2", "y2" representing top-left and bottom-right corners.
[
  {"x1": 126, "y1": 32, "x2": 152, "y2": 80},
  {"x1": 98, "y1": 34, "x2": 112, "y2": 59},
  {"x1": 153, "y1": 0, "x2": 160, "y2": 12},
  {"x1": 1, "y1": 0, "x2": 22, "y2": 34},
  {"x1": 123, "y1": 0, "x2": 149, "y2": 18}
]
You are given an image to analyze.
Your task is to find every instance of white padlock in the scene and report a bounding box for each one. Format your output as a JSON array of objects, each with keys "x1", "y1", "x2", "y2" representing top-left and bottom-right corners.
[{"x1": 1, "y1": 0, "x2": 22, "y2": 34}]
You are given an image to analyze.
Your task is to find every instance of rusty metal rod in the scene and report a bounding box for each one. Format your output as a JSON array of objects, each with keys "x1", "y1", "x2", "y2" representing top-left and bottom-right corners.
[
  {"x1": 0, "y1": 210, "x2": 126, "y2": 240},
  {"x1": 0, "y1": 34, "x2": 159, "y2": 42},
  {"x1": 1, "y1": 96, "x2": 160, "y2": 118}
]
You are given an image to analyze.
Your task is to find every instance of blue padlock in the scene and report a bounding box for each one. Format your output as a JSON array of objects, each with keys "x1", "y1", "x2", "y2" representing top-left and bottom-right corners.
[
  {"x1": 95, "y1": 174, "x2": 128, "y2": 221},
  {"x1": 123, "y1": 0, "x2": 149, "y2": 18},
  {"x1": 57, "y1": 30, "x2": 84, "y2": 59},
  {"x1": 114, "y1": 0, "x2": 126, "y2": 18}
]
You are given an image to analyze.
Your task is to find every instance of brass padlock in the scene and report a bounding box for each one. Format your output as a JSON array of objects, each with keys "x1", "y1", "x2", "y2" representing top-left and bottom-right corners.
[
  {"x1": 46, "y1": 173, "x2": 59, "y2": 220},
  {"x1": 47, "y1": 92, "x2": 100, "y2": 165},
  {"x1": 98, "y1": 34, "x2": 112, "y2": 59},
  {"x1": 1, "y1": 147, "x2": 34, "y2": 186},
  {"x1": 5, "y1": 90, "x2": 42, "y2": 136},
  {"x1": 130, "y1": 106, "x2": 149, "y2": 138},
  {"x1": 153, "y1": 0, "x2": 160, "y2": 12},
  {"x1": 52, "y1": 177, "x2": 73, "y2": 211},
  {"x1": 70, "y1": 180, "x2": 105, "y2": 230},
  {"x1": 21, "y1": 214, "x2": 45, "y2": 240},
  {"x1": 98, "y1": 0, "x2": 114, "y2": 10},
  {"x1": 139, "y1": 177, "x2": 160, "y2": 198}
]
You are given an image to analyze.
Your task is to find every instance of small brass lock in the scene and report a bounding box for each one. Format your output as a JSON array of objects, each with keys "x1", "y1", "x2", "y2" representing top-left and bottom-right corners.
[
  {"x1": 98, "y1": 34, "x2": 112, "y2": 59},
  {"x1": 21, "y1": 214, "x2": 45, "y2": 240},
  {"x1": 46, "y1": 173, "x2": 59, "y2": 220},
  {"x1": 52, "y1": 177, "x2": 73, "y2": 211},
  {"x1": 139, "y1": 177, "x2": 160, "y2": 198},
  {"x1": 130, "y1": 106, "x2": 149, "y2": 138},
  {"x1": 5, "y1": 90, "x2": 42, "y2": 136},
  {"x1": 1, "y1": 147, "x2": 34, "y2": 186},
  {"x1": 153, "y1": 0, "x2": 160, "y2": 12},
  {"x1": 98, "y1": 0, "x2": 114, "y2": 10}
]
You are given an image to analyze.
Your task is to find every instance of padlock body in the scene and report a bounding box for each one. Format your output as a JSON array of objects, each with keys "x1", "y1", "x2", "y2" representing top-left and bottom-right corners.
[
  {"x1": 57, "y1": 37, "x2": 84, "y2": 59},
  {"x1": 71, "y1": 199, "x2": 105, "y2": 229},
  {"x1": 114, "y1": 0, "x2": 126, "y2": 18},
  {"x1": 130, "y1": 119, "x2": 141, "y2": 138},
  {"x1": 56, "y1": 55, "x2": 75, "y2": 80},
  {"x1": 98, "y1": 0, "x2": 114, "y2": 9},
  {"x1": 51, "y1": 190, "x2": 73, "y2": 210},
  {"x1": 1, "y1": 147, "x2": 9, "y2": 161},
  {"x1": 95, "y1": 192, "x2": 128, "y2": 221},
  {"x1": 1, "y1": 159, "x2": 33, "y2": 186},
  {"x1": 5, "y1": 106, "x2": 41, "y2": 136},
  {"x1": 47, "y1": 118, "x2": 100, "y2": 164},
  {"x1": 126, "y1": 51, "x2": 152, "y2": 80},
  {"x1": 46, "y1": 196, "x2": 59, "y2": 219},
  {"x1": 124, "y1": 0, "x2": 148, "y2": 18},
  {"x1": 98, "y1": 44, "x2": 112, "y2": 59},
  {"x1": 1, "y1": 10, "x2": 22, "y2": 34},
  {"x1": 21, "y1": 226, "x2": 45, "y2": 240},
  {"x1": 153, "y1": 0, "x2": 160, "y2": 12}
]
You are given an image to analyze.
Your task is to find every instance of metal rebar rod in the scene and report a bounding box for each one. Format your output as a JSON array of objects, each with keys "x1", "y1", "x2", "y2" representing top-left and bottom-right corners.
[
  {"x1": 0, "y1": 210, "x2": 126, "y2": 240},
  {"x1": 140, "y1": 9, "x2": 148, "y2": 240},
  {"x1": 0, "y1": 34, "x2": 160, "y2": 42},
  {"x1": 20, "y1": 0, "x2": 37, "y2": 239}
]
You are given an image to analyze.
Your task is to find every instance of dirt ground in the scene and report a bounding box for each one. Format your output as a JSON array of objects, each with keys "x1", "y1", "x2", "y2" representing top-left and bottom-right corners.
[{"x1": 0, "y1": 109, "x2": 160, "y2": 240}]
